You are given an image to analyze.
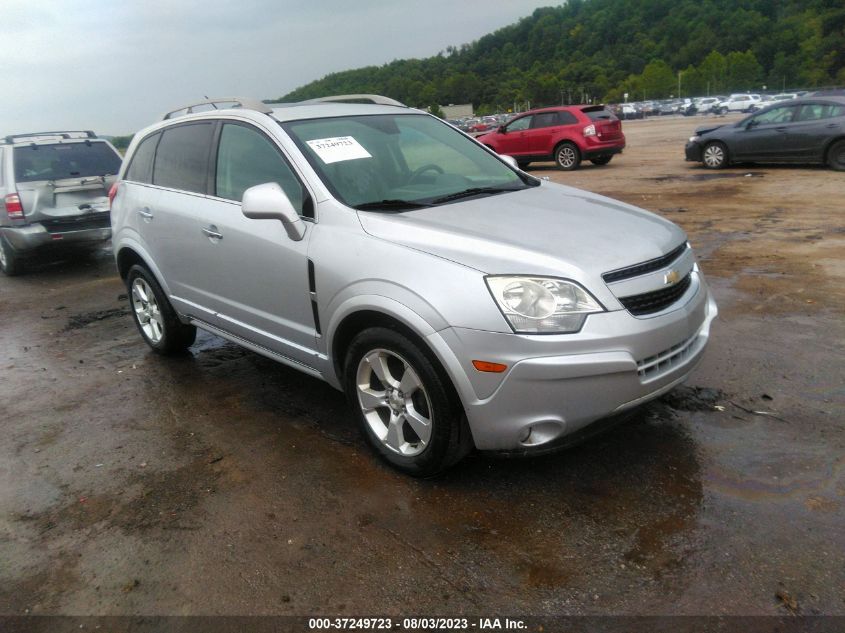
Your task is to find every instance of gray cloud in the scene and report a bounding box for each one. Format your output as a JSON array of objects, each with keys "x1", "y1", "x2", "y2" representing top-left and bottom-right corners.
[{"x1": 0, "y1": 0, "x2": 552, "y2": 136}]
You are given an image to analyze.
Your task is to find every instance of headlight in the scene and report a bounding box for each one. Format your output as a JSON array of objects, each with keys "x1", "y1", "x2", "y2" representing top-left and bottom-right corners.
[
  {"x1": 486, "y1": 276, "x2": 604, "y2": 334},
  {"x1": 689, "y1": 135, "x2": 700, "y2": 143}
]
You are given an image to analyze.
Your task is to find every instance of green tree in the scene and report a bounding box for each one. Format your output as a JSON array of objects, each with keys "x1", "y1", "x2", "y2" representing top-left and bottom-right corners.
[
  {"x1": 640, "y1": 60, "x2": 675, "y2": 99},
  {"x1": 698, "y1": 51, "x2": 727, "y2": 95},
  {"x1": 428, "y1": 104, "x2": 445, "y2": 119},
  {"x1": 725, "y1": 50, "x2": 763, "y2": 92}
]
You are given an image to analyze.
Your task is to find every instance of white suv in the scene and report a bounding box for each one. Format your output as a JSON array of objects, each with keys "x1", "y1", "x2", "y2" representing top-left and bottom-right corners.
[{"x1": 716, "y1": 94, "x2": 761, "y2": 114}]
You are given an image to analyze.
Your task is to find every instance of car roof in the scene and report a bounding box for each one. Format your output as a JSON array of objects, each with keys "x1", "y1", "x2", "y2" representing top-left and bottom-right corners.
[
  {"x1": 269, "y1": 102, "x2": 414, "y2": 122},
  {"x1": 130, "y1": 100, "x2": 424, "y2": 143}
]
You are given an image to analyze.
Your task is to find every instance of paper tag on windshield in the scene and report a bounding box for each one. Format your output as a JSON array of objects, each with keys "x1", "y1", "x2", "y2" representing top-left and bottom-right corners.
[{"x1": 306, "y1": 136, "x2": 372, "y2": 164}]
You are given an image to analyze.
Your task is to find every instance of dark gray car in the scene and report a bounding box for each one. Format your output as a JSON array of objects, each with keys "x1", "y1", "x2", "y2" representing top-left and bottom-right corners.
[{"x1": 685, "y1": 97, "x2": 845, "y2": 170}]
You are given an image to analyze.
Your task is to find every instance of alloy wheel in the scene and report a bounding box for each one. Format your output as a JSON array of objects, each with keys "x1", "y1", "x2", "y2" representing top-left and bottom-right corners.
[
  {"x1": 557, "y1": 146, "x2": 577, "y2": 169},
  {"x1": 355, "y1": 348, "x2": 433, "y2": 456},
  {"x1": 131, "y1": 277, "x2": 164, "y2": 343},
  {"x1": 703, "y1": 144, "x2": 725, "y2": 168}
]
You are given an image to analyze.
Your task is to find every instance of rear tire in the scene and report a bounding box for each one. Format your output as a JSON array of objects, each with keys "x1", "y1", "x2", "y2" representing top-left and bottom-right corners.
[
  {"x1": 590, "y1": 156, "x2": 613, "y2": 166},
  {"x1": 702, "y1": 141, "x2": 728, "y2": 169},
  {"x1": 554, "y1": 142, "x2": 581, "y2": 171},
  {"x1": 344, "y1": 327, "x2": 472, "y2": 476},
  {"x1": 126, "y1": 264, "x2": 196, "y2": 354},
  {"x1": 0, "y1": 234, "x2": 22, "y2": 276},
  {"x1": 827, "y1": 140, "x2": 845, "y2": 171}
]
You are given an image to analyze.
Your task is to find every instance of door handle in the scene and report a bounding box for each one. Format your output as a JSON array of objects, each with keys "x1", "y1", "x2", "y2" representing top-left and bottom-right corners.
[
  {"x1": 774, "y1": 127, "x2": 787, "y2": 132},
  {"x1": 201, "y1": 225, "x2": 223, "y2": 240},
  {"x1": 137, "y1": 207, "x2": 154, "y2": 219},
  {"x1": 826, "y1": 123, "x2": 839, "y2": 128}
]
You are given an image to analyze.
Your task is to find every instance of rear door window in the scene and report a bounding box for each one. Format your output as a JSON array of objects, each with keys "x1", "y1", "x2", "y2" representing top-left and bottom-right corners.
[
  {"x1": 13, "y1": 142, "x2": 122, "y2": 183},
  {"x1": 125, "y1": 132, "x2": 160, "y2": 184},
  {"x1": 557, "y1": 111, "x2": 578, "y2": 125},
  {"x1": 215, "y1": 123, "x2": 305, "y2": 213},
  {"x1": 152, "y1": 123, "x2": 215, "y2": 194},
  {"x1": 531, "y1": 113, "x2": 559, "y2": 129},
  {"x1": 796, "y1": 103, "x2": 845, "y2": 121}
]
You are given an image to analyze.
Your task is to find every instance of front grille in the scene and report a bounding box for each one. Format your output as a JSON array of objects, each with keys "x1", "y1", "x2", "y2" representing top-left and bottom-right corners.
[
  {"x1": 637, "y1": 333, "x2": 699, "y2": 380},
  {"x1": 603, "y1": 243, "x2": 687, "y2": 283},
  {"x1": 619, "y1": 272, "x2": 692, "y2": 316},
  {"x1": 41, "y1": 214, "x2": 110, "y2": 234}
]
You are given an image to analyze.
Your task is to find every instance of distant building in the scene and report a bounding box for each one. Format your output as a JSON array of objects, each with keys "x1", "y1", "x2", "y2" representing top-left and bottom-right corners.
[{"x1": 441, "y1": 104, "x2": 473, "y2": 119}]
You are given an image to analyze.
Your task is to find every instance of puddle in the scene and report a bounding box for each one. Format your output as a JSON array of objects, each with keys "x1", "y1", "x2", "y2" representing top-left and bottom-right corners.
[
  {"x1": 64, "y1": 307, "x2": 130, "y2": 330},
  {"x1": 660, "y1": 385, "x2": 727, "y2": 412},
  {"x1": 650, "y1": 172, "x2": 765, "y2": 182}
]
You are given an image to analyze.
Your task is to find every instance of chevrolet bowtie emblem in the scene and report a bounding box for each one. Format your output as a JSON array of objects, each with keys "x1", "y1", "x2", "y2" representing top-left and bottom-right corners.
[{"x1": 664, "y1": 269, "x2": 680, "y2": 285}]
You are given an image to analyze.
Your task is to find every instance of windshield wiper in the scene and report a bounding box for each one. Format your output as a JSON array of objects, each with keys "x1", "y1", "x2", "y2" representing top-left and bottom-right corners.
[
  {"x1": 429, "y1": 186, "x2": 525, "y2": 205},
  {"x1": 353, "y1": 199, "x2": 432, "y2": 211}
]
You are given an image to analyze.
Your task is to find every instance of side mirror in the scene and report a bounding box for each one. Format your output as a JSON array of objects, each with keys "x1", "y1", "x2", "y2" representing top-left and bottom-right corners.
[
  {"x1": 746, "y1": 119, "x2": 759, "y2": 129},
  {"x1": 242, "y1": 182, "x2": 306, "y2": 241},
  {"x1": 499, "y1": 154, "x2": 519, "y2": 170},
  {"x1": 498, "y1": 125, "x2": 507, "y2": 134}
]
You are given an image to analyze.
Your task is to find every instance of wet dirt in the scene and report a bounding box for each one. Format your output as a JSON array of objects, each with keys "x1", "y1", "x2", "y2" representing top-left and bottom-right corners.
[{"x1": 0, "y1": 115, "x2": 843, "y2": 617}]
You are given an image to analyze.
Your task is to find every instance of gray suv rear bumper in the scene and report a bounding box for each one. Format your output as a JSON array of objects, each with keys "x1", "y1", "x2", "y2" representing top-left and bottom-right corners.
[{"x1": 1, "y1": 221, "x2": 111, "y2": 253}]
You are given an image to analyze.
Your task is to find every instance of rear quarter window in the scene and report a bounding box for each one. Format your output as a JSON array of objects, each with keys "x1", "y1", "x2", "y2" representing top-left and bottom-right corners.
[
  {"x1": 13, "y1": 142, "x2": 122, "y2": 183},
  {"x1": 152, "y1": 123, "x2": 214, "y2": 194},
  {"x1": 125, "y1": 132, "x2": 160, "y2": 184}
]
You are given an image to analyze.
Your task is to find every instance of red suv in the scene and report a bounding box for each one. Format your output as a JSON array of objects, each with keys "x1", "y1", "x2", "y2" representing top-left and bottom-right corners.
[{"x1": 477, "y1": 105, "x2": 625, "y2": 170}]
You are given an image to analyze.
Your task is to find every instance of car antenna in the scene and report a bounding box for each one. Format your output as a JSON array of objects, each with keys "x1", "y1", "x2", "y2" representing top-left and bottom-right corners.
[{"x1": 203, "y1": 95, "x2": 219, "y2": 110}]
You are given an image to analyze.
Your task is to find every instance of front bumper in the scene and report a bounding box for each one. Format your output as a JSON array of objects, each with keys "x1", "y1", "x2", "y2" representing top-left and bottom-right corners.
[
  {"x1": 429, "y1": 274, "x2": 717, "y2": 451},
  {"x1": 1, "y1": 216, "x2": 111, "y2": 253},
  {"x1": 685, "y1": 142, "x2": 703, "y2": 161}
]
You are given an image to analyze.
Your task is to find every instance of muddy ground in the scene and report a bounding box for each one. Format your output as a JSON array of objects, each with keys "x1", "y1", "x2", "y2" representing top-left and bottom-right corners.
[{"x1": 0, "y1": 115, "x2": 843, "y2": 618}]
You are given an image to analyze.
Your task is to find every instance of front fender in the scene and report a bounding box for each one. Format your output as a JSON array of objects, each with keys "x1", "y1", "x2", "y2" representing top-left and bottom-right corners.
[{"x1": 323, "y1": 292, "x2": 476, "y2": 407}]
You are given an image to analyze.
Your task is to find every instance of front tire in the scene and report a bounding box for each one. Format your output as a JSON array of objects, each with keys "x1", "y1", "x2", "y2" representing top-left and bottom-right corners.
[
  {"x1": 702, "y1": 141, "x2": 728, "y2": 169},
  {"x1": 827, "y1": 140, "x2": 845, "y2": 171},
  {"x1": 554, "y1": 142, "x2": 581, "y2": 171},
  {"x1": 344, "y1": 327, "x2": 472, "y2": 476},
  {"x1": 0, "y1": 234, "x2": 22, "y2": 276},
  {"x1": 127, "y1": 264, "x2": 196, "y2": 354}
]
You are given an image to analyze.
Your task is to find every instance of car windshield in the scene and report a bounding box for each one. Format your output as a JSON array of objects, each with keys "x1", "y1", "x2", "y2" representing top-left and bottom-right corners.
[
  {"x1": 281, "y1": 113, "x2": 533, "y2": 210},
  {"x1": 13, "y1": 142, "x2": 121, "y2": 183}
]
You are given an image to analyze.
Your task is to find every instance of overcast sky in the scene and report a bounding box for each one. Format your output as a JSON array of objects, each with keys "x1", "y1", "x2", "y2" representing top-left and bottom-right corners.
[{"x1": 1, "y1": 0, "x2": 554, "y2": 136}]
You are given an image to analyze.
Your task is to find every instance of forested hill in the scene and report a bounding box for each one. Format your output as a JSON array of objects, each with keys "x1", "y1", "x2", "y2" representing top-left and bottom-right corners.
[{"x1": 273, "y1": 0, "x2": 845, "y2": 112}]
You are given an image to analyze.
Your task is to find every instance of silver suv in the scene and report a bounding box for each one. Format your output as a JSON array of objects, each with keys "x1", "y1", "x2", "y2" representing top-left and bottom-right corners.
[
  {"x1": 0, "y1": 131, "x2": 122, "y2": 275},
  {"x1": 111, "y1": 96, "x2": 718, "y2": 475}
]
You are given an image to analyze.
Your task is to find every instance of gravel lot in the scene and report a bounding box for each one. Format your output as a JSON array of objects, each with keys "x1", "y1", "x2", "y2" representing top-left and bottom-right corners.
[{"x1": 0, "y1": 114, "x2": 843, "y2": 617}]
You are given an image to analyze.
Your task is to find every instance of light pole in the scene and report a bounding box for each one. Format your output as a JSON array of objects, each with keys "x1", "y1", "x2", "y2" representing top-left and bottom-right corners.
[{"x1": 678, "y1": 70, "x2": 683, "y2": 99}]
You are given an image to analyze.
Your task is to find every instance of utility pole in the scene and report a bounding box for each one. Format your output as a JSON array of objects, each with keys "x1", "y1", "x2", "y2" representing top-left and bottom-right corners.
[{"x1": 678, "y1": 70, "x2": 683, "y2": 99}]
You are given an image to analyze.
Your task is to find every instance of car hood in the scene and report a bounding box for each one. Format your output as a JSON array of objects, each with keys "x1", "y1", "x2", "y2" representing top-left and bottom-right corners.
[
  {"x1": 357, "y1": 182, "x2": 686, "y2": 279},
  {"x1": 695, "y1": 123, "x2": 729, "y2": 136}
]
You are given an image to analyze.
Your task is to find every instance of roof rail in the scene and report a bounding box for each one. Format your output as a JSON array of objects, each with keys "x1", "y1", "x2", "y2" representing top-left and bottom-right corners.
[
  {"x1": 4, "y1": 130, "x2": 97, "y2": 144},
  {"x1": 298, "y1": 94, "x2": 406, "y2": 107},
  {"x1": 161, "y1": 97, "x2": 274, "y2": 121}
]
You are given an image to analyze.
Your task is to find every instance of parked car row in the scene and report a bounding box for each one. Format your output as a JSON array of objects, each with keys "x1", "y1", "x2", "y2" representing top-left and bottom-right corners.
[{"x1": 610, "y1": 92, "x2": 817, "y2": 118}]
